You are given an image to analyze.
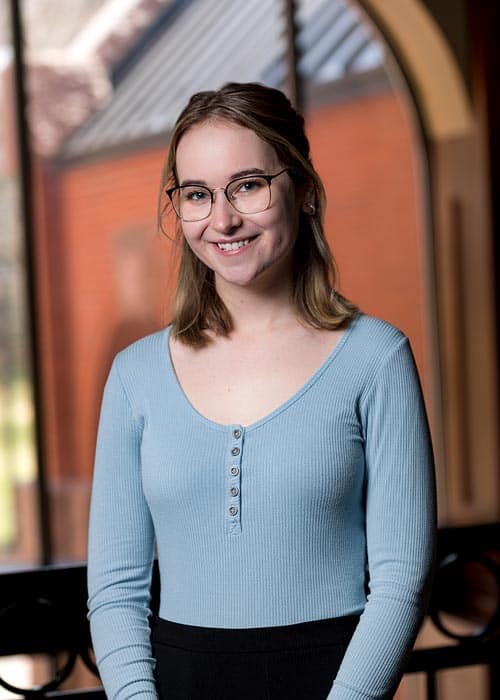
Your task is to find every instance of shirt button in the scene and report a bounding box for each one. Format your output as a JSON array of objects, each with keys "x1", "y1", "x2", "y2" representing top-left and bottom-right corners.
[
  {"x1": 230, "y1": 486, "x2": 239, "y2": 497},
  {"x1": 232, "y1": 429, "x2": 242, "y2": 439},
  {"x1": 230, "y1": 466, "x2": 239, "y2": 476},
  {"x1": 229, "y1": 506, "x2": 238, "y2": 516},
  {"x1": 231, "y1": 447, "x2": 240, "y2": 456}
]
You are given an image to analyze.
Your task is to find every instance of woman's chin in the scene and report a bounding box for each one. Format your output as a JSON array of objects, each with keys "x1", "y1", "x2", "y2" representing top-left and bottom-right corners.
[
  {"x1": 215, "y1": 270, "x2": 262, "y2": 289},
  {"x1": 213, "y1": 257, "x2": 292, "y2": 293}
]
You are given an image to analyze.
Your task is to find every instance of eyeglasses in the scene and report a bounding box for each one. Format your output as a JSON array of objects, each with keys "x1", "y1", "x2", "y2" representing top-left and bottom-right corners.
[{"x1": 166, "y1": 168, "x2": 289, "y2": 222}]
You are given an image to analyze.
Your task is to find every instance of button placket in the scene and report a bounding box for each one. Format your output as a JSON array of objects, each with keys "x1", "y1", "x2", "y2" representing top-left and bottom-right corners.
[{"x1": 226, "y1": 425, "x2": 243, "y2": 535}]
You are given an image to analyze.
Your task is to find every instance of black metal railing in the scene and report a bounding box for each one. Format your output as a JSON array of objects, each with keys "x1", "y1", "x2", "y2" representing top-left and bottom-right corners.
[
  {"x1": 406, "y1": 523, "x2": 500, "y2": 699},
  {"x1": 0, "y1": 524, "x2": 499, "y2": 699},
  {"x1": 0, "y1": 563, "x2": 100, "y2": 698}
]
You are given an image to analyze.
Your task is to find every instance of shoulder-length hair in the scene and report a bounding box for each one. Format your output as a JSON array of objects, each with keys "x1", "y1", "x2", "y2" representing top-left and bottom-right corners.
[{"x1": 159, "y1": 82, "x2": 358, "y2": 347}]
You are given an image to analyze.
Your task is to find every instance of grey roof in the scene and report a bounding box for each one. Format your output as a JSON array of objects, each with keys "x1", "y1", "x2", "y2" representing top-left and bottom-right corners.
[{"x1": 62, "y1": 0, "x2": 385, "y2": 159}]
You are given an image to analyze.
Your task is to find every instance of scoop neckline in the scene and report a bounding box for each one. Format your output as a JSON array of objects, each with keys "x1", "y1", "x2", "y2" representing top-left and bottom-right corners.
[{"x1": 163, "y1": 312, "x2": 362, "y2": 433}]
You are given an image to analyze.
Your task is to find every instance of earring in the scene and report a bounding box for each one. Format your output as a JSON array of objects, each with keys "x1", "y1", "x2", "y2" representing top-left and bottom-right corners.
[{"x1": 303, "y1": 202, "x2": 316, "y2": 215}]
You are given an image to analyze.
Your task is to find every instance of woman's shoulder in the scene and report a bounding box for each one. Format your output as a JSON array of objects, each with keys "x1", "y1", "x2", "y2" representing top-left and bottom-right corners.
[
  {"x1": 343, "y1": 312, "x2": 423, "y2": 395},
  {"x1": 348, "y1": 312, "x2": 408, "y2": 351},
  {"x1": 111, "y1": 325, "x2": 171, "y2": 376},
  {"x1": 340, "y1": 312, "x2": 414, "y2": 385}
]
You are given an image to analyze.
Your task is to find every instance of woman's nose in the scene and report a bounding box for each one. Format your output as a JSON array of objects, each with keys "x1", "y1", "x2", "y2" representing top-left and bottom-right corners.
[{"x1": 210, "y1": 190, "x2": 242, "y2": 233}]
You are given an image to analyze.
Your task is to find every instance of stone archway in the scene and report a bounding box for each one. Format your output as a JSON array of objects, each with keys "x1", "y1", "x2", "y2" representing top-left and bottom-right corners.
[
  {"x1": 361, "y1": 0, "x2": 472, "y2": 139},
  {"x1": 360, "y1": 0, "x2": 499, "y2": 528}
]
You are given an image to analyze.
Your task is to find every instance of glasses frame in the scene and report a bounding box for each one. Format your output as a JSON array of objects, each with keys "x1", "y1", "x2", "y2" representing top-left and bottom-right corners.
[{"x1": 166, "y1": 168, "x2": 289, "y2": 222}]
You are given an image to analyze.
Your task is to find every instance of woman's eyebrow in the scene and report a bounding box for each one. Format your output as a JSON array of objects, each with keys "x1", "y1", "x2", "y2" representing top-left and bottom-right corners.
[
  {"x1": 230, "y1": 167, "x2": 267, "y2": 179},
  {"x1": 179, "y1": 168, "x2": 267, "y2": 187},
  {"x1": 179, "y1": 178, "x2": 209, "y2": 187}
]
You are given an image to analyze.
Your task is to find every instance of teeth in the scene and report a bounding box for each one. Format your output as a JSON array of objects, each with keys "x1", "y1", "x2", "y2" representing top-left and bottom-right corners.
[{"x1": 217, "y1": 239, "x2": 251, "y2": 251}]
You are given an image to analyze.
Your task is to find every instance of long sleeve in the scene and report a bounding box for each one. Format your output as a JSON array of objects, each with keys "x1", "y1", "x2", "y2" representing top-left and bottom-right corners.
[
  {"x1": 87, "y1": 358, "x2": 157, "y2": 700},
  {"x1": 328, "y1": 337, "x2": 437, "y2": 699}
]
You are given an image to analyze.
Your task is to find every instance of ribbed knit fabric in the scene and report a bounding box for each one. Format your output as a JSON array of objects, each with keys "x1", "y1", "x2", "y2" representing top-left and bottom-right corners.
[{"x1": 87, "y1": 312, "x2": 436, "y2": 700}]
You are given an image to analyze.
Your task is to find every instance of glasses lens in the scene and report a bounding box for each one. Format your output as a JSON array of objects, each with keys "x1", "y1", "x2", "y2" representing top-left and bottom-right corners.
[
  {"x1": 227, "y1": 176, "x2": 271, "y2": 214},
  {"x1": 174, "y1": 185, "x2": 212, "y2": 221}
]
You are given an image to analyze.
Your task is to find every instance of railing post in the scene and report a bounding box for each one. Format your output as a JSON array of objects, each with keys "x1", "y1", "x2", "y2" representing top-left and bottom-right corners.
[
  {"x1": 426, "y1": 670, "x2": 437, "y2": 700},
  {"x1": 490, "y1": 659, "x2": 499, "y2": 700}
]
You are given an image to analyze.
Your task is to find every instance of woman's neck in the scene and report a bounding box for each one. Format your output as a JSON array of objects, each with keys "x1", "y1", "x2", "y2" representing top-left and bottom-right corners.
[{"x1": 215, "y1": 275, "x2": 298, "y2": 335}]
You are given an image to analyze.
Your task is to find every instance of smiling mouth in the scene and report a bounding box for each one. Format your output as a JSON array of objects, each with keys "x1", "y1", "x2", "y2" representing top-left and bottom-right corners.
[{"x1": 217, "y1": 238, "x2": 254, "y2": 251}]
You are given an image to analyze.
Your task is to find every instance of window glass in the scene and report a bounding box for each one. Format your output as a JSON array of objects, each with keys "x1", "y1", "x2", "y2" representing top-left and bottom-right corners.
[{"x1": 0, "y1": 0, "x2": 437, "y2": 569}]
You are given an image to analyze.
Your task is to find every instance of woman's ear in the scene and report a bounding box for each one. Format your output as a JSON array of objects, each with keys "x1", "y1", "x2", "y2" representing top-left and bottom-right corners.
[
  {"x1": 298, "y1": 179, "x2": 316, "y2": 215},
  {"x1": 302, "y1": 201, "x2": 316, "y2": 215}
]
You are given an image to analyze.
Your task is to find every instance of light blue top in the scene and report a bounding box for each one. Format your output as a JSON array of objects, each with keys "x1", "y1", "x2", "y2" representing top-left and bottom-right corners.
[{"x1": 87, "y1": 313, "x2": 436, "y2": 700}]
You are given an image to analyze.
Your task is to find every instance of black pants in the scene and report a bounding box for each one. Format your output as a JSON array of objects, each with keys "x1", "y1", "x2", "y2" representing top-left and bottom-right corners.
[{"x1": 151, "y1": 614, "x2": 359, "y2": 699}]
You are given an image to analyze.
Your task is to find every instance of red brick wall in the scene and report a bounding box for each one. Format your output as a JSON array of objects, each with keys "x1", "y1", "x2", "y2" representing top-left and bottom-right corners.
[
  {"x1": 308, "y1": 91, "x2": 429, "y2": 382},
  {"x1": 35, "y1": 89, "x2": 431, "y2": 558},
  {"x1": 58, "y1": 148, "x2": 171, "y2": 469},
  {"x1": 35, "y1": 146, "x2": 176, "y2": 557}
]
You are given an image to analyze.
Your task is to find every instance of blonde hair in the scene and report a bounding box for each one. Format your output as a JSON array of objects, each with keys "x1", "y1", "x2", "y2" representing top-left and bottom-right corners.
[{"x1": 159, "y1": 82, "x2": 357, "y2": 347}]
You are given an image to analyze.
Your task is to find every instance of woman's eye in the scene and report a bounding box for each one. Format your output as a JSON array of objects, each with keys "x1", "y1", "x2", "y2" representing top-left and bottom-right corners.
[
  {"x1": 182, "y1": 188, "x2": 209, "y2": 203},
  {"x1": 235, "y1": 179, "x2": 264, "y2": 195}
]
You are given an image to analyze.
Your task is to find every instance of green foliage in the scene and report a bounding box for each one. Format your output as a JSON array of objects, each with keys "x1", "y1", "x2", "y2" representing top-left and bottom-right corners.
[{"x1": 0, "y1": 377, "x2": 36, "y2": 551}]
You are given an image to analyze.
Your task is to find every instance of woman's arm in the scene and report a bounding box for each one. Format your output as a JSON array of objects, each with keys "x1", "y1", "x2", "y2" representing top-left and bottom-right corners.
[
  {"x1": 328, "y1": 337, "x2": 437, "y2": 700},
  {"x1": 87, "y1": 358, "x2": 157, "y2": 700}
]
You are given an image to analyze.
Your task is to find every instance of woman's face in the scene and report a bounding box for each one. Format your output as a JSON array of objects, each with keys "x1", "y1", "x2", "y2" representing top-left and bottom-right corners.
[{"x1": 174, "y1": 120, "x2": 303, "y2": 291}]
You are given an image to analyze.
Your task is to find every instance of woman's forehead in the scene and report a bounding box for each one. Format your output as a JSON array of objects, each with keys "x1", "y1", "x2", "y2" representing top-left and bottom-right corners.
[{"x1": 175, "y1": 120, "x2": 281, "y2": 181}]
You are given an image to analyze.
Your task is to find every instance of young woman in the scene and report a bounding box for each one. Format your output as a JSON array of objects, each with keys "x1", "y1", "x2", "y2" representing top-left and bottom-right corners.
[{"x1": 87, "y1": 82, "x2": 436, "y2": 700}]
